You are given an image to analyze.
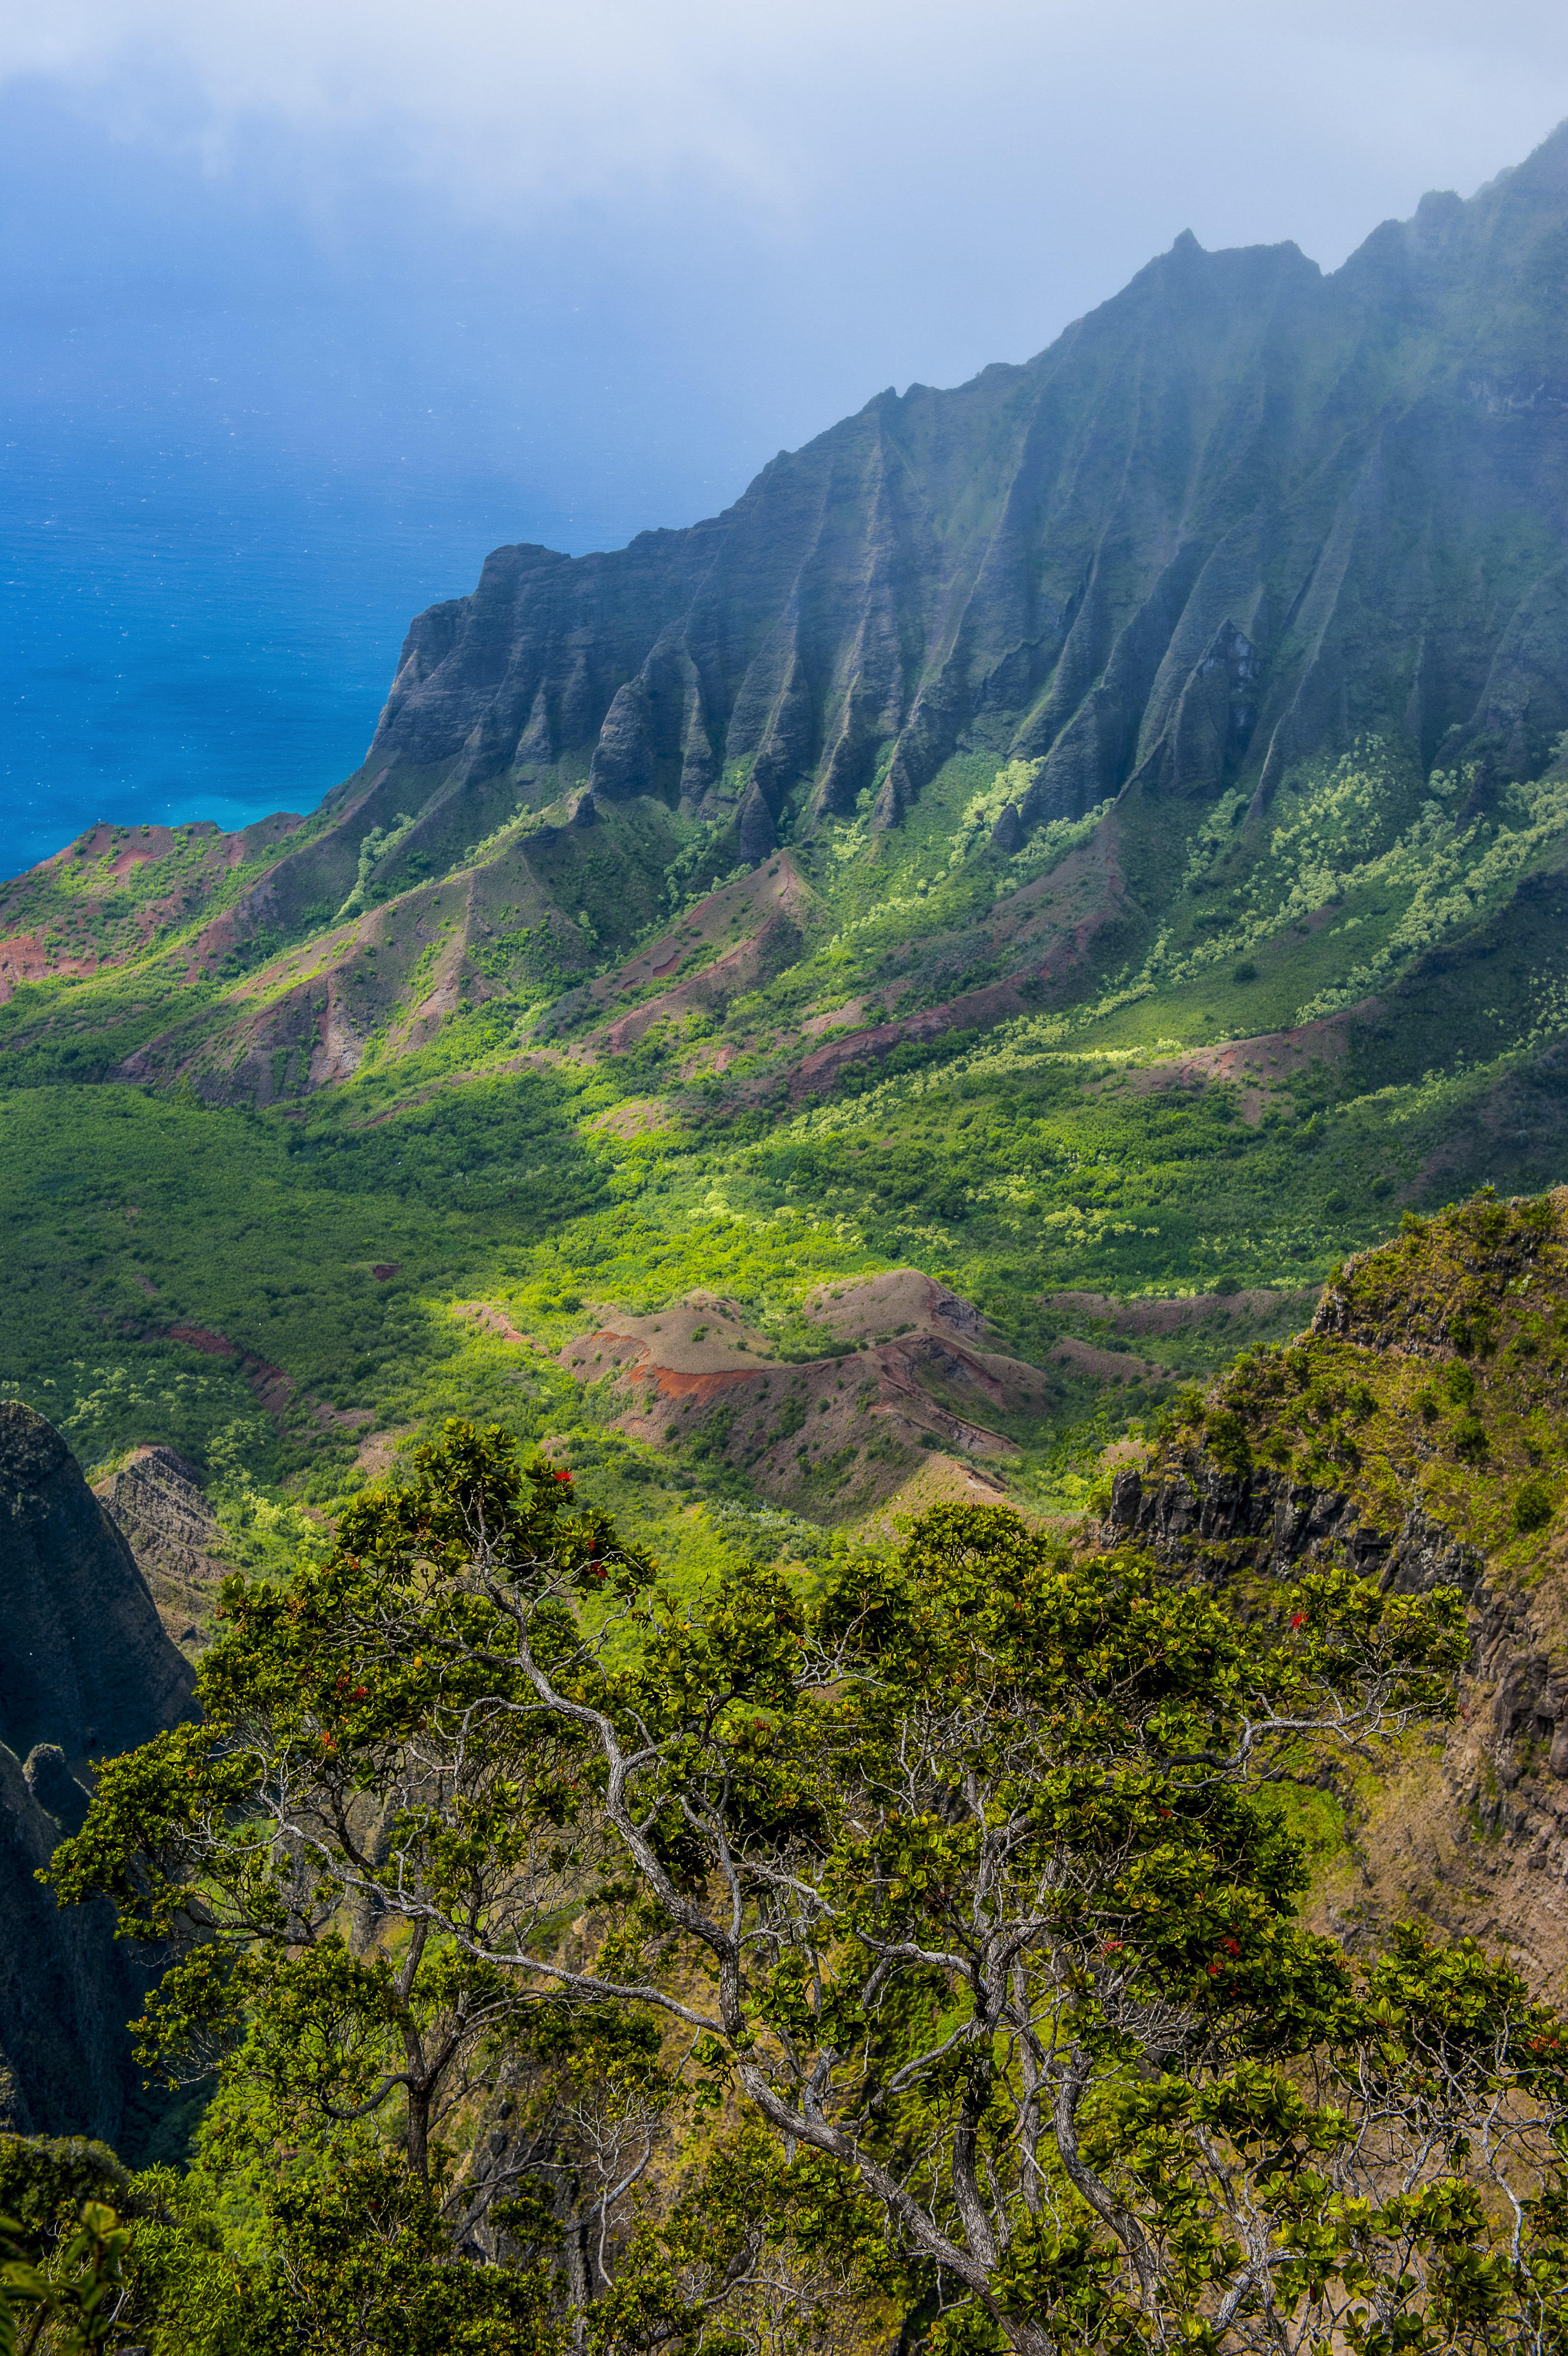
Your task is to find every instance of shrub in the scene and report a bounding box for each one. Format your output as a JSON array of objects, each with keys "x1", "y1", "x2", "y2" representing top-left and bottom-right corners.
[
  {"x1": 1515, "y1": 1478, "x2": 1555, "y2": 1533},
  {"x1": 1452, "y1": 1414, "x2": 1489, "y2": 1461},
  {"x1": 1232, "y1": 960, "x2": 1259, "y2": 983},
  {"x1": 0, "y1": 2138, "x2": 127, "y2": 2257},
  {"x1": 1204, "y1": 1407, "x2": 1252, "y2": 1472}
]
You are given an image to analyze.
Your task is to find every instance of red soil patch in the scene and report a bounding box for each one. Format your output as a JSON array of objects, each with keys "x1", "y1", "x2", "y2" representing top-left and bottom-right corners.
[
  {"x1": 621, "y1": 1362, "x2": 757, "y2": 1403},
  {"x1": 777, "y1": 835, "x2": 1138, "y2": 1105},
  {"x1": 0, "y1": 935, "x2": 98, "y2": 1000},
  {"x1": 163, "y1": 1320, "x2": 366, "y2": 1434},
  {"x1": 786, "y1": 978, "x2": 1030, "y2": 1103},
  {"x1": 1120, "y1": 1011, "x2": 1367, "y2": 1124},
  {"x1": 455, "y1": 1302, "x2": 532, "y2": 1347},
  {"x1": 808, "y1": 1269, "x2": 991, "y2": 1345},
  {"x1": 167, "y1": 1324, "x2": 237, "y2": 1358},
  {"x1": 545, "y1": 1278, "x2": 1060, "y2": 1521}
]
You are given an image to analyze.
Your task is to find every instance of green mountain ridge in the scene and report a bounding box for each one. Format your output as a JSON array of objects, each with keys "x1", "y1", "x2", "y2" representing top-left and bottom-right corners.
[
  {"x1": 4, "y1": 131, "x2": 1568, "y2": 1552},
  {"x1": 14, "y1": 126, "x2": 1568, "y2": 2350}
]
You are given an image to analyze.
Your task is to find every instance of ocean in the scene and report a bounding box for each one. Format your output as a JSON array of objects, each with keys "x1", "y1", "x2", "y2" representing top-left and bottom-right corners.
[
  {"x1": 0, "y1": 88, "x2": 806, "y2": 886},
  {"x1": 0, "y1": 423, "x2": 588, "y2": 880}
]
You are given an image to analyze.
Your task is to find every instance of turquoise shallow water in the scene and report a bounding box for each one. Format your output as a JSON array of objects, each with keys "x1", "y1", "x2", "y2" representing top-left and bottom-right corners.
[{"x1": 0, "y1": 428, "x2": 564, "y2": 879}]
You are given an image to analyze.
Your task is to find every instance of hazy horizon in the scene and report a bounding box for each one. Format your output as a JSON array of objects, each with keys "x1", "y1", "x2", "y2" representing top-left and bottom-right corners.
[{"x1": 5, "y1": 0, "x2": 1568, "y2": 871}]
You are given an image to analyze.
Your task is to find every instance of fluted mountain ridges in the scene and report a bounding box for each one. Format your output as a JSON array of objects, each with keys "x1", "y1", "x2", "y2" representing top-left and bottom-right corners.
[
  {"x1": 354, "y1": 132, "x2": 1568, "y2": 876},
  {"x1": 7, "y1": 129, "x2": 1568, "y2": 1127}
]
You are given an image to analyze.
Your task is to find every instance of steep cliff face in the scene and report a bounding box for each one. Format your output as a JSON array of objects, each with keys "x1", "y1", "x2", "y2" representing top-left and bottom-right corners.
[
  {"x1": 345, "y1": 130, "x2": 1568, "y2": 872},
  {"x1": 1105, "y1": 1186, "x2": 1568, "y2": 1980},
  {"x1": 7, "y1": 132, "x2": 1568, "y2": 1134},
  {"x1": 0, "y1": 1404, "x2": 193, "y2": 1768},
  {"x1": 0, "y1": 1405, "x2": 194, "y2": 2139}
]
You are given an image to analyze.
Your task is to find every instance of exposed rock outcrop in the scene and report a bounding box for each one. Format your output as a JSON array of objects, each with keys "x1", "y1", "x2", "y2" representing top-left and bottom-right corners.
[
  {"x1": 1107, "y1": 1456, "x2": 1483, "y2": 1600},
  {"x1": 0, "y1": 1404, "x2": 195, "y2": 2140},
  {"x1": 1100, "y1": 1187, "x2": 1568, "y2": 1984},
  {"x1": 0, "y1": 1743, "x2": 152, "y2": 2141},
  {"x1": 94, "y1": 1445, "x2": 232, "y2": 1654},
  {"x1": 1113, "y1": 1452, "x2": 1568, "y2": 1977},
  {"x1": 1110, "y1": 1442, "x2": 1568, "y2": 1984}
]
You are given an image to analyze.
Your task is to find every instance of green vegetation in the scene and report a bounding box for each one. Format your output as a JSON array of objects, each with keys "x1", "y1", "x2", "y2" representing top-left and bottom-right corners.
[
  {"x1": 48, "y1": 1422, "x2": 1568, "y2": 2354},
  {"x1": 17, "y1": 144, "x2": 1568, "y2": 2346},
  {"x1": 6, "y1": 725, "x2": 1568, "y2": 1561},
  {"x1": 1139, "y1": 1188, "x2": 1568, "y2": 1577}
]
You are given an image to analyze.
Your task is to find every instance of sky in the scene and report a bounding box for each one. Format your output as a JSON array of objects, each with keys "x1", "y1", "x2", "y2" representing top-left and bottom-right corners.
[{"x1": 4, "y1": 1, "x2": 1568, "y2": 865}]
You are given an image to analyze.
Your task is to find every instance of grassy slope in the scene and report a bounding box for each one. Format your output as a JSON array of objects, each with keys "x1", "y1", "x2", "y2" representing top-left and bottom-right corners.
[{"x1": 5, "y1": 730, "x2": 1568, "y2": 1592}]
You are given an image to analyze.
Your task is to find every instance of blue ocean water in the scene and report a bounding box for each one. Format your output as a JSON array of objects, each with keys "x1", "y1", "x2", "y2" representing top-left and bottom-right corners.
[
  {"x1": 0, "y1": 429, "x2": 575, "y2": 879},
  {"x1": 0, "y1": 91, "x2": 809, "y2": 884}
]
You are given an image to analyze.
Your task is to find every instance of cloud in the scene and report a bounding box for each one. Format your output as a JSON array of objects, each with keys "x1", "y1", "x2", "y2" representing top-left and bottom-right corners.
[
  {"x1": 3, "y1": 0, "x2": 909, "y2": 213},
  {"x1": 7, "y1": 0, "x2": 1567, "y2": 253}
]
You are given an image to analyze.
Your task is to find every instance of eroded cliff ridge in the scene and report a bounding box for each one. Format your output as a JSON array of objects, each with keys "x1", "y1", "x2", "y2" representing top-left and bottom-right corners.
[
  {"x1": 0, "y1": 1404, "x2": 193, "y2": 2139},
  {"x1": 6, "y1": 128, "x2": 1568, "y2": 1140},
  {"x1": 318, "y1": 128, "x2": 1568, "y2": 890},
  {"x1": 1106, "y1": 1187, "x2": 1568, "y2": 1981}
]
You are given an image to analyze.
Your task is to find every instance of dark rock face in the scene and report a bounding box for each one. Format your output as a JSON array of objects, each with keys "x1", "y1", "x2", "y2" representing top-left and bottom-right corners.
[
  {"x1": 0, "y1": 1405, "x2": 193, "y2": 1765},
  {"x1": 1107, "y1": 1455, "x2": 1484, "y2": 1600},
  {"x1": 350, "y1": 127, "x2": 1568, "y2": 860},
  {"x1": 0, "y1": 1405, "x2": 194, "y2": 2139},
  {"x1": 0, "y1": 1745, "x2": 146, "y2": 2139}
]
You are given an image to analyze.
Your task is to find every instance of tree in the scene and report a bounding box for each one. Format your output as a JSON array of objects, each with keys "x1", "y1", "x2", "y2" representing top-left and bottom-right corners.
[
  {"x1": 54, "y1": 1420, "x2": 1568, "y2": 2352},
  {"x1": 0, "y1": 2198, "x2": 133, "y2": 2355}
]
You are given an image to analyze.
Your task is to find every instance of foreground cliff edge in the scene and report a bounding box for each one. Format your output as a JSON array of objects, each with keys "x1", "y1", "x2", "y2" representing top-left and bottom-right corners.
[
  {"x1": 1110, "y1": 1183, "x2": 1568, "y2": 1980},
  {"x1": 0, "y1": 1403, "x2": 193, "y2": 2142}
]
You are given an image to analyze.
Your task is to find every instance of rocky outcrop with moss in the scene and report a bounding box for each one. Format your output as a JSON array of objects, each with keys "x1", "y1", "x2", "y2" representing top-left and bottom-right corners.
[{"x1": 1108, "y1": 1187, "x2": 1568, "y2": 1979}]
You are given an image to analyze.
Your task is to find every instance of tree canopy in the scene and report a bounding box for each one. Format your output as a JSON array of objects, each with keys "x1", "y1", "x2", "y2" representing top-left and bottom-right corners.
[{"x1": 49, "y1": 1420, "x2": 1568, "y2": 2354}]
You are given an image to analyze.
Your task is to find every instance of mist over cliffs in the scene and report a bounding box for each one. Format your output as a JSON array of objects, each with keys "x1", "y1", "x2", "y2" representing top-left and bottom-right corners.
[
  {"x1": 343, "y1": 125, "x2": 1568, "y2": 892},
  {"x1": 10, "y1": 135, "x2": 1568, "y2": 2239}
]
